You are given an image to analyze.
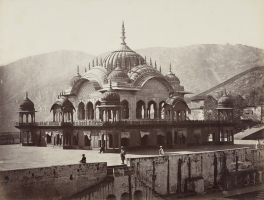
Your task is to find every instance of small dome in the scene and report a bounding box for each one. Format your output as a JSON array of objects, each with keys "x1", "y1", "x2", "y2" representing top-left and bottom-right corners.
[
  {"x1": 20, "y1": 93, "x2": 35, "y2": 111},
  {"x1": 68, "y1": 66, "x2": 81, "y2": 87},
  {"x1": 165, "y1": 65, "x2": 180, "y2": 84},
  {"x1": 107, "y1": 65, "x2": 130, "y2": 83},
  {"x1": 217, "y1": 92, "x2": 233, "y2": 109},
  {"x1": 165, "y1": 71, "x2": 180, "y2": 84},
  {"x1": 69, "y1": 74, "x2": 81, "y2": 87},
  {"x1": 101, "y1": 85, "x2": 120, "y2": 103},
  {"x1": 50, "y1": 96, "x2": 75, "y2": 112}
]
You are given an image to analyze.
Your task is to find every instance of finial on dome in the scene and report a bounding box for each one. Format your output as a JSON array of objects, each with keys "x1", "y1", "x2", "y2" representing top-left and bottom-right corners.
[
  {"x1": 109, "y1": 80, "x2": 113, "y2": 90},
  {"x1": 224, "y1": 88, "x2": 227, "y2": 96},
  {"x1": 169, "y1": 63, "x2": 172, "y2": 72},
  {"x1": 121, "y1": 21, "x2": 126, "y2": 45},
  {"x1": 77, "y1": 65, "x2": 80, "y2": 75}
]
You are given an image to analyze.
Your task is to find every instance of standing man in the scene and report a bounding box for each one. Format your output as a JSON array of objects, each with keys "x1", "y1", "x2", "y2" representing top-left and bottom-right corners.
[
  {"x1": 120, "y1": 146, "x2": 126, "y2": 164},
  {"x1": 159, "y1": 146, "x2": 164, "y2": 156}
]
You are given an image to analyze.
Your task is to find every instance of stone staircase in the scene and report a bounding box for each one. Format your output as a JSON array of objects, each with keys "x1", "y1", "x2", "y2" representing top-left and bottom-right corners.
[
  {"x1": 255, "y1": 189, "x2": 264, "y2": 200},
  {"x1": 67, "y1": 165, "x2": 125, "y2": 200},
  {"x1": 218, "y1": 174, "x2": 231, "y2": 191}
]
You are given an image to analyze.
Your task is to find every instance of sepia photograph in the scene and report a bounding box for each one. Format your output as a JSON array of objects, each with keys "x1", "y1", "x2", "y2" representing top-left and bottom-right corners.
[{"x1": 0, "y1": 0, "x2": 264, "y2": 199}]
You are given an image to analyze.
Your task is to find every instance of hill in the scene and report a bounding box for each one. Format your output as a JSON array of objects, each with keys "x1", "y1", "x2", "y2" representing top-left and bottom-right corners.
[
  {"x1": 1, "y1": 44, "x2": 264, "y2": 132},
  {"x1": 192, "y1": 66, "x2": 264, "y2": 103}
]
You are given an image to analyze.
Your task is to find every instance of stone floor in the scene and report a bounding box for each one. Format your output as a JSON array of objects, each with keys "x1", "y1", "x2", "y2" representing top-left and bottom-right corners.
[{"x1": 0, "y1": 140, "x2": 256, "y2": 171}]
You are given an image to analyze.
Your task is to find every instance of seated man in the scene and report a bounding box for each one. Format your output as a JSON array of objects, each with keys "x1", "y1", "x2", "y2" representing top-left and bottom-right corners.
[{"x1": 80, "y1": 154, "x2": 86, "y2": 163}]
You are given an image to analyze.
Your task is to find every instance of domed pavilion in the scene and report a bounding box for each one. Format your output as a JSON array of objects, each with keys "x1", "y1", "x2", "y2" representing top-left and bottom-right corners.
[{"x1": 15, "y1": 22, "x2": 236, "y2": 151}]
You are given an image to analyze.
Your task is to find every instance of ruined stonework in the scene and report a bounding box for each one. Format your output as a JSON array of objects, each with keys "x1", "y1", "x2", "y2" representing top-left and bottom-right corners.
[
  {"x1": 0, "y1": 162, "x2": 107, "y2": 199},
  {"x1": 69, "y1": 147, "x2": 264, "y2": 200}
]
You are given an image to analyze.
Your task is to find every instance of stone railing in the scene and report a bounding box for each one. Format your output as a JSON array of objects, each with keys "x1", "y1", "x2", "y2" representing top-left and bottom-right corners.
[{"x1": 15, "y1": 119, "x2": 235, "y2": 128}]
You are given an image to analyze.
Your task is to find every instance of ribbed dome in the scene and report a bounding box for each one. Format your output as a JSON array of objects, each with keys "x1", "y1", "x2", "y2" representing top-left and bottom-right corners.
[
  {"x1": 50, "y1": 96, "x2": 75, "y2": 112},
  {"x1": 165, "y1": 71, "x2": 180, "y2": 84},
  {"x1": 20, "y1": 93, "x2": 35, "y2": 111},
  {"x1": 107, "y1": 65, "x2": 130, "y2": 83},
  {"x1": 165, "y1": 65, "x2": 180, "y2": 84},
  {"x1": 101, "y1": 84, "x2": 120, "y2": 103},
  {"x1": 69, "y1": 74, "x2": 81, "y2": 87},
  {"x1": 217, "y1": 92, "x2": 233, "y2": 109},
  {"x1": 103, "y1": 22, "x2": 144, "y2": 72}
]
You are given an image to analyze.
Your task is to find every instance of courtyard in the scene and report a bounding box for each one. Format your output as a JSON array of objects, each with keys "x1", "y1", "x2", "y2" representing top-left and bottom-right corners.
[{"x1": 0, "y1": 140, "x2": 256, "y2": 171}]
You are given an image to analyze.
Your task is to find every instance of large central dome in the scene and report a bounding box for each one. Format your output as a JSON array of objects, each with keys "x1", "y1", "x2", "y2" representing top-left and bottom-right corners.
[{"x1": 103, "y1": 22, "x2": 145, "y2": 72}]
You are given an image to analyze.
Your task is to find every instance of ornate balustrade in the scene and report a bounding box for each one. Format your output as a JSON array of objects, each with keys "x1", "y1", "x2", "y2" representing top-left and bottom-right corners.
[{"x1": 15, "y1": 119, "x2": 235, "y2": 128}]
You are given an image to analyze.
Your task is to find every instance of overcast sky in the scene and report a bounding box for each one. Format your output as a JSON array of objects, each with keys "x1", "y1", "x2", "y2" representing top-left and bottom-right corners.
[{"x1": 0, "y1": 0, "x2": 264, "y2": 65}]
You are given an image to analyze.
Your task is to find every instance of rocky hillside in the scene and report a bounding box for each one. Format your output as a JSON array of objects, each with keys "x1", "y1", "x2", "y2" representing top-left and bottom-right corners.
[
  {"x1": 0, "y1": 50, "x2": 95, "y2": 132},
  {"x1": 1, "y1": 44, "x2": 264, "y2": 132},
  {"x1": 136, "y1": 44, "x2": 264, "y2": 94},
  {"x1": 192, "y1": 66, "x2": 264, "y2": 105}
]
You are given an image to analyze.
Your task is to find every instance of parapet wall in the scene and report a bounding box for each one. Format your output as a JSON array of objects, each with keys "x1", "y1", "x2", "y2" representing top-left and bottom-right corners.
[
  {"x1": 0, "y1": 162, "x2": 107, "y2": 199},
  {"x1": 128, "y1": 147, "x2": 264, "y2": 195}
]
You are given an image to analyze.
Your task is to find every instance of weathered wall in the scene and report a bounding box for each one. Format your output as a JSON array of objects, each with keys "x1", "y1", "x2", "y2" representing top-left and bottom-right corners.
[
  {"x1": 0, "y1": 162, "x2": 107, "y2": 199},
  {"x1": 128, "y1": 147, "x2": 264, "y2": 195}
]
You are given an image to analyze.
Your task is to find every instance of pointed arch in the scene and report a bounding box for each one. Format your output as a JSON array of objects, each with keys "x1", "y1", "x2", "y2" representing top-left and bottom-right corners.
[
  {"x1": 136, "y1": 100, "x2": 145, "y2": 119},
  {"x1": 86, "y1": 102, "x2": 94, "y2": 120},
  {"x1": 121, "y1": 100, "x2": 129, "y2": 119},
  {"x1": 78, "y1": 102, "x2": 85, "y2": 120}
]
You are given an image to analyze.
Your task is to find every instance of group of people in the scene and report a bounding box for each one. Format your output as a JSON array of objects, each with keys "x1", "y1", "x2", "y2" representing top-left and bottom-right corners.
[{"x1": 80, "y1": 145, "x2": 165, "y2": 164}]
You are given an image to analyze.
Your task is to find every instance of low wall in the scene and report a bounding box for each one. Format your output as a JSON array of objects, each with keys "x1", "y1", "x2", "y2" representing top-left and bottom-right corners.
[{"x1": 0, "y1": 162, "x2": 107, "y2": 199}]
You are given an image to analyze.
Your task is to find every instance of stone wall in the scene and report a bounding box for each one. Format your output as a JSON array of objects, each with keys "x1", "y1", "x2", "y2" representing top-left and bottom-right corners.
[
  {"x1": 128, "y1": 147, "x2": 264, "y2": 195},
  {"x1": 0, "y1": 162, "x2": 107, "y2": 199}
]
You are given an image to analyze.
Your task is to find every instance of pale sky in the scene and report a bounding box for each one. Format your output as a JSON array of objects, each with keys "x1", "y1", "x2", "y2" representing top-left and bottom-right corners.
[{"x1": 0, "y1": 0, "x2": 264, "y2": 65}]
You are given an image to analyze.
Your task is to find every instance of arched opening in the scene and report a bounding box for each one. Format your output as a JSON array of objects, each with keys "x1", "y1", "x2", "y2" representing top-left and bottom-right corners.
[
  {"x1": 134, "y1": 190, "x2": 143, "y2": 200},
  {"x1": 121, "y1": 100, "x2": 129, "y2": 119},
  {"x1": 108, "y1": 134, "x2": 113, "y2": 148},
  {"x1": 141, "y1": 135, "x2": 148, "y2": 146},
  {"x1": 22, "y1": 114, "x2": 26, "y2": 123},
  {"x1": 136, "y1": 100, "x2": 145, "y2": 119},
  {"x1": 179, "y1": 134, "x2": 186, "y2": 144},
  {"x1": 72, "y1": 135, "x2": 78, "y2": 145},
  {"x1": 86, "y1": 102, "x2": 94, "y2": 120},
  {"x1": 106, "y1": 194, "x2": 116, "y2": 200},
  {"x1": 28, "y1": 115, "x2": 32, "y2": 123},
  {"x1": 47, "y1": 134, "x2": 51, "y2": 144},
  {"x1": 174, "y1": 132, "x2": 178, "y2": 144},
  {"x1": 147, "y1": 100, "x2": 157, "y2": 119},
  {"x1": 121, "y1": 192, "x2": 129, "y2": 200},
  {"x1": 99, "y1": 134, "x2": 105, "y2": 147},
  {"x1": 114, "y1": 134, "x2": 119, "y2": 148},
  {"x1": 159, "y1": 101, "x2": 165, "y2": 119},
  {"x1": 121, "y1": 138, "x2": 129, "y2": 147},
  {"x1": 56, "y1": 134, "x2": 60, "y2": 145},
  {"x1": 84, "y1": 135, "x2": 91, "y2": 146},
  {"x1": 95, "y1": 101, "x2": 101, "y2": 120},
  {"x1": 78, "y1": 102, "x2": 85, "y2": 120},
  {"x1": 157, "y1": 135, "x2": 164, "y2": 146},
  {"x1": 167, "y1": 131, "x2": 172, "y2": 145}
]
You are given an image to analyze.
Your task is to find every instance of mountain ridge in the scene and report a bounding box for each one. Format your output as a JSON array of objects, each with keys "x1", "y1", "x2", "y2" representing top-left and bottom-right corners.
[{"x1": 1, "y1": 44, "x2": 264, "y2": 132}]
